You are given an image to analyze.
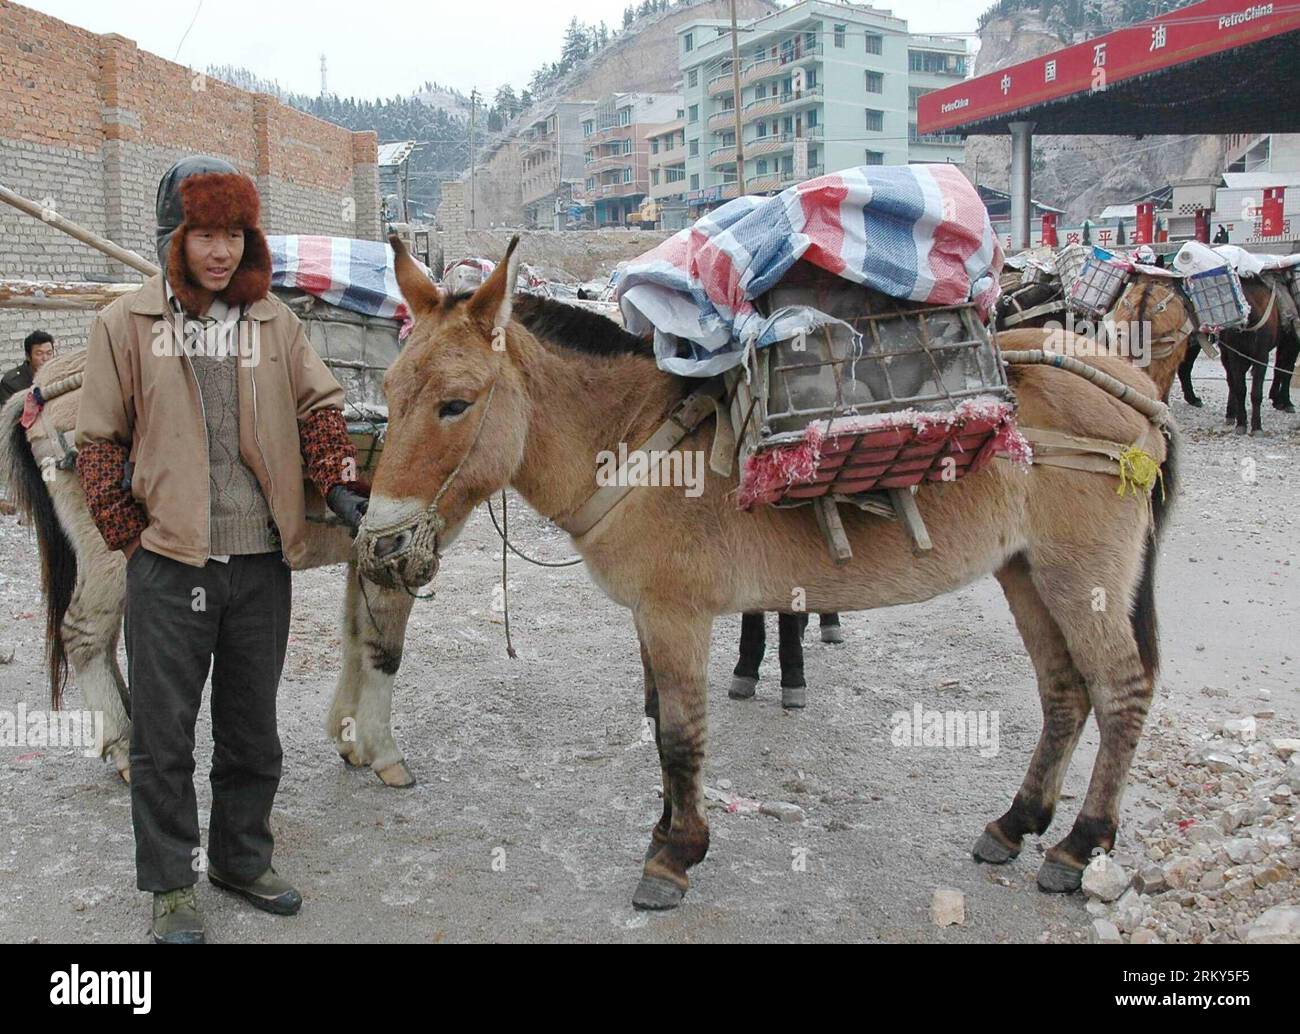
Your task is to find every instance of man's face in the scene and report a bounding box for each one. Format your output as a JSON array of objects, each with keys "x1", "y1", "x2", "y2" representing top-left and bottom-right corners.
[
  {"x1": 29, "y1": 340, "x2": 54, "y2": 372},
  {"x1": 184, "y1": 228, "x2": 245, "y2": 293}
]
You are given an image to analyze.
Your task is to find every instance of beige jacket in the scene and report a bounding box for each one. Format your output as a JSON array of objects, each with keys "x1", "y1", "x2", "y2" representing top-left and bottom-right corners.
[{"x1": 74, "y1": 274, "x2": 351, "y2": 569}]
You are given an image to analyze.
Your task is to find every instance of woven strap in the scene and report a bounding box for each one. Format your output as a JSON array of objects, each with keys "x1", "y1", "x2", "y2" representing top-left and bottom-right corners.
[
  {"x1": 559, "y1": 379, "x2": 726, "y2": 538},
  {"x1": 1007, "y1": 424, "x2": 1161, "y2": 481}
]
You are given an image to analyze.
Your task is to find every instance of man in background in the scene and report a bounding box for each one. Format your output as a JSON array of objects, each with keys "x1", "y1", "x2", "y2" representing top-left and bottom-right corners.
[{"x1": 0, "y1": 330, "x2": 55, "y2": 406}]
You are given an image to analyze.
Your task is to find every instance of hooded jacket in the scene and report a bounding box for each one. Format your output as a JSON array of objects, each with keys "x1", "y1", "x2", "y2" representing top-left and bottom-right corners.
[{"x1": 73, "y1": 157, "x2": 360, "y2": 569}]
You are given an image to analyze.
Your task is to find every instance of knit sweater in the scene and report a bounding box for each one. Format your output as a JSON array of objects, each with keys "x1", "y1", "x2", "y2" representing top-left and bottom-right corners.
[{"x1": 185, "y1": 310, "x2": 278, "y2": 557}]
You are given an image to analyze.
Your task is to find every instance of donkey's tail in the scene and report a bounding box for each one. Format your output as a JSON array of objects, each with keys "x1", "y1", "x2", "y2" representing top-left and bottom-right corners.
[
  {"x1": 0, "y1": 393, "x2": 77, "y2": 709},
  {"x1": 1132, "y1": 422, "x2": 1178, "y2": 682}
]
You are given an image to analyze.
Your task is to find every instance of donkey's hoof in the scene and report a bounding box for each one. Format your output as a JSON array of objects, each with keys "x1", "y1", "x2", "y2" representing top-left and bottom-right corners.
[
  {"x1": 632, "y1": 875, "x2": 685, "y2": 911},
  {"x1": 376, "y1": 761, "x2": 417, "y2": 788},
  {"x1": 1036, "y1": 858, "x2": 1084, "y2": 893},
  {"x1": 338, "y1": 750, "x2": 362, "y2": 769},
  {"x1": 1233, "y1": 425, "x2": 1248, "y2": 436},
  {"x1": 117, "y1": 765, "x2": 131, "y2": 786},
  {"x1": 972, "y1": 829, "x2": 1019, "y2": 865},
  {"x1": 781, "y1": 685, "x2": 807, "y2": 709},
  {"x1": 820, "y1": 625, "x2": 844, "y2": 644},
  {"x1": 728, "y1": 675, "x2": 757, "y2": 700},
  {"x1": 1186, "y1": 397, "x2": 1204, "y2": 408}
]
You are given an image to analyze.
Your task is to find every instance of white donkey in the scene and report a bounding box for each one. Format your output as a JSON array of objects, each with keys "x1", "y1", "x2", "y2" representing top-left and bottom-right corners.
[{"x1": 0, "y1": 349, "x2": 419, "y2": 787}]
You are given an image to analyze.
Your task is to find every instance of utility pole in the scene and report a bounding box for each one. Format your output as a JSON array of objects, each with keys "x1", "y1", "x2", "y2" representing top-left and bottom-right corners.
[
  {"x1": 469, "y1": 88, "x2": 478, "y2": 229},
  {"x1": 729, "y1": 0, "x2": 746, "y2": 196}
]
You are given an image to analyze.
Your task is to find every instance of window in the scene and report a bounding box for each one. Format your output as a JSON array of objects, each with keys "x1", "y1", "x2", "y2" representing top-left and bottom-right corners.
[
  {"x1": 805, "y1": 30, "x2": 816, "y2": 50},
  {"x1": 782, "y1": 116, "x2": 793, "y2": 134},
  {"x1": 623, "y1": 167, "x2": 632, "y2": 183},
  {"x1": 809, "y1": 148, "x2": 818, "y2": 167},
  {"x1": 807, "y1": 108, "x2": 818, "y2": 128},
  {"x1": 619, "y1": 107, "x2": 631, "y2": 126},
  {"x1": 865, "y1": 149, "x2": 885, "y2": 165},
  {"x1": 650, "y1": 137, "x2": 659, "y2": 155},
  {"x1": 865, "y1": 71, "x2": 884, "y2": 94},
  {"x1": 756, "y1": 83, "x2": 766, "y2": 99},
  {"x1": 623, "y1": 138, "x2": 632, "y2": 154},
  {"x1": 909, "y1": 87, "x2": 929, "y2": 111},
  {"x1": 781, "y1": 155, "x2": 794, "y2": 175},
  {"x1": 689, "y1": 139, "x2": 699, "y2": 157},
  {"x1": 582, "y1": 120, "x2": 593, "y2": 137},
  {"x1": 756, "y1": 121, "x2": 766, "y2": 137},
  {"x1": 834, "y1": 24, "x2": 846, "y2": 48},
  {"x1": 688, "y1": 69, "x2": 698, "y2": 88},
  {"x1": 806, "y1": 68, "x2": 817, "y2": 88},
  {"x1": 688, "y1": 104, "x2": 699, "y2": 123},
  {"x1": 865, "y1": 33, "x2": 882, "y2": 55},
  {"x1": 684, "y1": 32, "x2": 693, "y2": 52},
  {"x1": 865, "y1": 109, "x2": 883, "y2": 132},
  {"x1": 586, "y1": 178, "x2": 594, "y2": 191},
  {"x1": 690, "y1": 174, "x2": 700, "y2": 190},
  {"x1": 756, "y1": 159, "x2": 768, "y2": 175}
]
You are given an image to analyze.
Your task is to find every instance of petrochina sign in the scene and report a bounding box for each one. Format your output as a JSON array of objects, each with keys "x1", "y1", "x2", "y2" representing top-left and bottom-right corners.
[{"x1": 918, "y1": 0, "x2": 1300, "y2": 134}]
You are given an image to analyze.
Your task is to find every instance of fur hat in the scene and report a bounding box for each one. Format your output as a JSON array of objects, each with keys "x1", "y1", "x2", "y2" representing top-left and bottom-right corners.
[{"x1": 159, "y1": 164, "x2": 271, "y2": 316}]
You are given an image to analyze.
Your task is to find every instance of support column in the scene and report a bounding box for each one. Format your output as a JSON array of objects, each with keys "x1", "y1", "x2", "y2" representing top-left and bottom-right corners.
[{"x1": 1008, "y1": 120, "x2": 1035, "y2": 253}]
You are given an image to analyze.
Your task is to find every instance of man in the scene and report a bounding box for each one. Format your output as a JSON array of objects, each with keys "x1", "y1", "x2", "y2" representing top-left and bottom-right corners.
[
  {"x1": 0, "y1": 330, "x2": 55, "y2": 406},
  {"x1": 74, "y1": 156, "x2": 370, "y2": 944}
]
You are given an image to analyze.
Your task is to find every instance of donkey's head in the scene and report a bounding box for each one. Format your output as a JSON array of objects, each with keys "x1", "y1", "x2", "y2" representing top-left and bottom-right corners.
[
  {"x1": 356, "y1": 236, "x2": 529, "y2": 590},
  {"x1": 1106, "y1": 275, "x2": 1192, "y2": 366}
]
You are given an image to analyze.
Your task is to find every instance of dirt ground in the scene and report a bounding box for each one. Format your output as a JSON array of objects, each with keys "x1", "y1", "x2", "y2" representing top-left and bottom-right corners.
[{"x1": 0, "y1": 369, "x2": 1296, "y2": 944}]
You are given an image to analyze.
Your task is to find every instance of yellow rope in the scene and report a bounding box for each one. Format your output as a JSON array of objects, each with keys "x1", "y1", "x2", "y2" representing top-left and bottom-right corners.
[{"x1": 1116, "y1": 446, "x2": 1164, "y2": 501}]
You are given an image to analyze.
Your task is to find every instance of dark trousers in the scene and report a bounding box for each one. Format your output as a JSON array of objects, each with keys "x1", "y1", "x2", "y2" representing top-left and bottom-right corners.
[{"x1": 125, "y1": 547, "x2": 291, "y2": 892}]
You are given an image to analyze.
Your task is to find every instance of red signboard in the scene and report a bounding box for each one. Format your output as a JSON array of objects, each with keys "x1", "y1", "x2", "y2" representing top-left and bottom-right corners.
[
  {"x1": 1262, "y1": 187, "x2": 1286, "y2": 236},
  {"x1": 1041, "y1": 212, "x2": 1058, "y2": 247},
  {"x1": 919, "y1": 0, "x2": 1300, "y2": 134}
]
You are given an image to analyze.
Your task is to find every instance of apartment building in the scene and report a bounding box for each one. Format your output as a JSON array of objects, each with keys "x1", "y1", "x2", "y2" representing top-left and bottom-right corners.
[
  {"x1": 676, "y1": 0, "x2": 967, "y2": 213},
  {"x1": 579, "y1": 92, "x2": 683, "y2": 227},
  {"x1": 521, "y1": 101, "x2": 595, "y2": 229},
  {"x1": 647, "y1": 118, "x2": 689, "y2": 229}
]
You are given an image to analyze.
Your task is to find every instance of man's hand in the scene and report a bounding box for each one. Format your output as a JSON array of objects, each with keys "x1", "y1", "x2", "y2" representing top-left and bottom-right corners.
[
  {"x1": 326, "y1": 485, "x2": 369, "y2": 537},
  {"x1": 123, "y1": 537, "x2": 141, "y2": 560}
]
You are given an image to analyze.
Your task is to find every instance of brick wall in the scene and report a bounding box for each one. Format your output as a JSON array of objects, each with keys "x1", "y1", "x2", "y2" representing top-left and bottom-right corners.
[{"x1": 0, "y1": 1, "x2": 382, "y2": 362}]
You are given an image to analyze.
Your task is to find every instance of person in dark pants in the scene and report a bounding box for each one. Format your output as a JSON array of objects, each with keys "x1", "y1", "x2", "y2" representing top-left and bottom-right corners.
[
  {"x1": 75, "y1": 156, "x2": 370, "y2": 943},
  {"x1": 0, "y1": 330, "x2": 55, "y2": 406}
]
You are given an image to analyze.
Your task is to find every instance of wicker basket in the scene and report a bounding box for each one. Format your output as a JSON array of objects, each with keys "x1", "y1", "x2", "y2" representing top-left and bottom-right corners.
[
  {"x1": 1055, "y1": 243, "x2": 1090, "y2": 300},
  {"x1": 1184, "y1": 266, "x2": 1250, "y2": 332}
]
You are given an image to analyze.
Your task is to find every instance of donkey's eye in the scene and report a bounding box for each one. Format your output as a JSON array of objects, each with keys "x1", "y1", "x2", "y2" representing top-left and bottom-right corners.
[{"x1": 439, "y1": 399, "x2": 471, "y2": 419}]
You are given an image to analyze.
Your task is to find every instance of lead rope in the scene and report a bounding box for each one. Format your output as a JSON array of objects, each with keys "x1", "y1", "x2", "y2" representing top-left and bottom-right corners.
[{"x1": 499, "y1": 489, "x2": 517, "y2": 659}]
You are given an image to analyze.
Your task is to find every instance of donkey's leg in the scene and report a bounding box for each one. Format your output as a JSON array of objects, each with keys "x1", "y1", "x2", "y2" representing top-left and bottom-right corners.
[
  {"x1": 639, "y1": 635, "x2": 672, "y2": 862},
  {"x1": 63, "y1": 543, "x2": 131, "y2": 781},
  {"x1": 777, "y1": 611, "x2": 807, "y2": 709},
  {"x1": 328, "y1": 567, "x2": 417, "y2": 787},
  {"x1": 1249, "y1": 352, "x2": 1267, "y2": 435},
  {"x1": 1178, "y1": 341, "x2": 1202, "y2": 407},
  {"x1": 973, "y1": 556, "x2": 1090, "y2": 865},
  {"x1": 1270, "y1": 333, "x2": 1297, "y2": 411},
  {"x1": 819, "y1": 611, "x2": 844, "y2": 644},
  {"x1": 1032, "y1": 555, "x2": 1156, "y2": 892},
  {"x1": 729, "y1": 611, "x2": 765, "y2": 700},
  {"x1": 52, "y1": 473, "x2": 131, "y2": 781},
  {"x1": 326, "y1": 563, "x2": 365, "y2": 764},
  {"x1": 633, "y1": 608, "x2": 712, "y2": 910}
]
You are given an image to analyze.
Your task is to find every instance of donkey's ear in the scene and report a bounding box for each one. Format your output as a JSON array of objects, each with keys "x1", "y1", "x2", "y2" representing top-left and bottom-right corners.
[
  {"x1": 390, "y1": 233, "x2": 439, "y2": 317},
  {"x1": 468, "y1": 234, "x2": 520, "y2": 333}
]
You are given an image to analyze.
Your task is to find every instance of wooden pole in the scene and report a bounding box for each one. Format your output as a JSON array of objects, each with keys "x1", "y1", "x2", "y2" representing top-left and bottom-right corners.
[
  {"x1": 0, "y1": 183, "x2": 158, "y2": 277},
  {"x1": 730, "y1": 0, "x2": 746, "y2": 197}
]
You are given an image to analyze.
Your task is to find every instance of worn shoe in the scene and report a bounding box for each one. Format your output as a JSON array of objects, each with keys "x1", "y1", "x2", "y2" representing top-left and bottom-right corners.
[
  {"x1": 151, "y1": 886, "x2": 205, "y2": 944},
  {"x1": 208, "y1": 864, "x2": 302, "y2": 916}
]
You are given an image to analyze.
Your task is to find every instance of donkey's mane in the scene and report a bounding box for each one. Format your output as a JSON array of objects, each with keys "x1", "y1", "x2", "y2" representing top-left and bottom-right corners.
[{"x1": 510, "y1": 293, "x2": 657, "y2": 361}]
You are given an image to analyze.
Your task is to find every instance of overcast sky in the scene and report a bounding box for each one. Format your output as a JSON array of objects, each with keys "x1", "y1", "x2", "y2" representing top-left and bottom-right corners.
[{"x1": 26, "y1": 0, "x2": 982, "y2": 99}]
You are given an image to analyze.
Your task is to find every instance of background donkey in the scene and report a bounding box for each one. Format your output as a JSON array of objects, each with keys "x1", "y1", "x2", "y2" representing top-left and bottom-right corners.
[{"x1": 0, "y1": 355, "x2": 422, "y2": 788}]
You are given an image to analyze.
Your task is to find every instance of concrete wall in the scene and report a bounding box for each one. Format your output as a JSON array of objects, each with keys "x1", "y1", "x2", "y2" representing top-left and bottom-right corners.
[{"x1": 0, "y1": 1, "x2": 381, "y2": 363}]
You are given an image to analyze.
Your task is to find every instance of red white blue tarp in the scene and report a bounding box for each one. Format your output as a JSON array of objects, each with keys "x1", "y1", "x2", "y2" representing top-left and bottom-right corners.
[
  {"x1": 269, "y1": 235, "x2": 431, "y2": 322},
  {"x1": 617, "y1": 164, "x2": 1004, "y2": 377}
]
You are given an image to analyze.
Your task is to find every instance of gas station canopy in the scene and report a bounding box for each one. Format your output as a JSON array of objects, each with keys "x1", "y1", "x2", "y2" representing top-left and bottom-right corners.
[{"x1": 918, "y1": 0, "x2": 1300, "y2": 138}]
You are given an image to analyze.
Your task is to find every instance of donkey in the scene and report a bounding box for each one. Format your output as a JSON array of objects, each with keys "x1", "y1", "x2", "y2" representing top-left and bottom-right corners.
[
  {"x1": 1218, "y1": 279, "x2": 1286, "y2": 435},
  {"x1": 1104, "y1": 274, "x2": 1200, "y2": 404},
  {"x1": 0, "y1": 352, "x2": 422, "y2": 788},
  {"x1": 356, "y1": 235, "x2": 1177, "y2": 910}
]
